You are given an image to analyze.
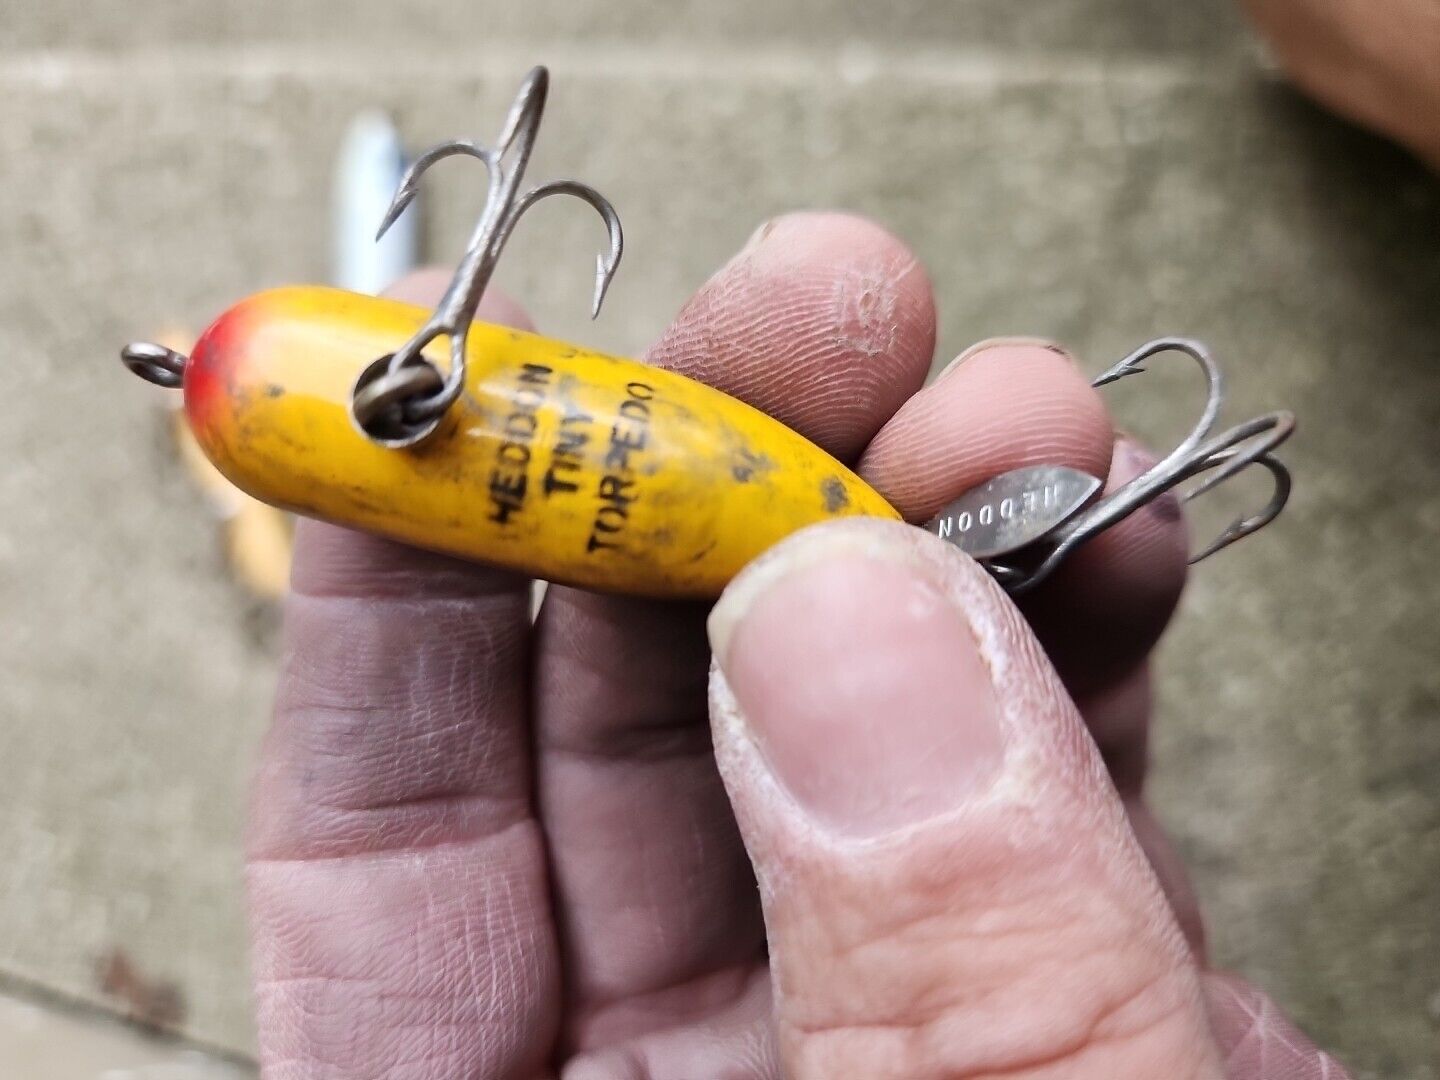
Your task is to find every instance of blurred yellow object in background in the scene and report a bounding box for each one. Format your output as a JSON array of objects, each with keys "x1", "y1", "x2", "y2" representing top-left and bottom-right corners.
[{"x1": 159, "y1": 327, "x2": 294, "y2": 600}]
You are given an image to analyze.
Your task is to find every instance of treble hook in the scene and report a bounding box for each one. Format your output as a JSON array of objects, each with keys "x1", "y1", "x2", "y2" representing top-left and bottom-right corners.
[
  {"x1": 969, "y1": 339, "x2": 1294, "y2": 595},
  {"x1": 351, "y1": 66, "x2": 624, "y2": 446}
]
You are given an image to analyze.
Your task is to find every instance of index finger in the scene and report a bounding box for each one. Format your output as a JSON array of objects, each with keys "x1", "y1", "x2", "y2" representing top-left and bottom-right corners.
[{"x1": 245, "y1": 276, "x2": 559, "y2": 1079}]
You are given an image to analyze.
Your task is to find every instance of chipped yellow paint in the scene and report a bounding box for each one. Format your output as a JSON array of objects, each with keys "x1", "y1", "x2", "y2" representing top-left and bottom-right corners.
[{"x1": 183, "y1": 286, "x2": 899, "y2": 598}]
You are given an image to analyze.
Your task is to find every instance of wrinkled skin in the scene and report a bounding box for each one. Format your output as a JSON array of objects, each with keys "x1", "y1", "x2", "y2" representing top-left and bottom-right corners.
[
  {"x1": 1240, "y1": 0, "x2": 1440, "y2": 169},
  {"x1": 246, "y1": 214, "x2": 1348, "y2": 1078}
]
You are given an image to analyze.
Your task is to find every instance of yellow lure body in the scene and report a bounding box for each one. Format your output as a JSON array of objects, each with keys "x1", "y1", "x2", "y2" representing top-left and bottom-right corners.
[{"x1": 184, "y1": 286, "x2": 899, "y2": 598}]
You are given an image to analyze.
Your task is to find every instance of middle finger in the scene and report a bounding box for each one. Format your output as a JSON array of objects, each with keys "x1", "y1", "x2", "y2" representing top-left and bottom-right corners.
[{"x1": 534, "y1": 211, "x2": 936, "y2": 1052}]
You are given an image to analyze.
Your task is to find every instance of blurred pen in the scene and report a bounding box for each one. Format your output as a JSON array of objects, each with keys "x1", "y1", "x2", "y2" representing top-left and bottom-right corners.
[
  {"x1": 153, "y1": 112, "x2": 419, "y2": 601},
  {"x1": 333, "y1": 109, "x2": 418, "y2": 294}
]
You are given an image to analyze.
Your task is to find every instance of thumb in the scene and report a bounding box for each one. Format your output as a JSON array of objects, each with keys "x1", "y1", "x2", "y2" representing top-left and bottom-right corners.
[{"x1": 707, "y1": 519, "x2": 1224, "y2": 1080}]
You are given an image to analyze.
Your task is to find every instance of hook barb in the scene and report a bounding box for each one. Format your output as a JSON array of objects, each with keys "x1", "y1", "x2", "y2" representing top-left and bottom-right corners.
[
  {"x1": 506, "y1": 178, "x2": 624, "y2": 318},
  {"x1": 1090, "y1": 338, "x2": 1223, "y2": 456},
  {"x1": 375, "y1": 140, "x2": 492, "y2": 242},
  {"x1": 1185, "y1": 450, "x2": 1293, "y2": 564},
  {"x1": 1174, "y1": 410, "x2": 1295, "y2": 563}
]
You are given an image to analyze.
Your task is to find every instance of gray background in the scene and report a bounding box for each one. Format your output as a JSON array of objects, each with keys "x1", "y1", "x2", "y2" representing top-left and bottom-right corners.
[{"x1": 2, "y1": 0, "x2": 1438, "y2": 1076}]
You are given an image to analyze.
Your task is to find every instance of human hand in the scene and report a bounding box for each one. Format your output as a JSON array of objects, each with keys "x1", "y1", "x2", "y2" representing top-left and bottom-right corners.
[
  {"x1": 1239, "y1": 0, "x2": 1440, "y2": 169},
  {"x1": 246, "y1": 213, "x2": 1346, "y2": 1078}
]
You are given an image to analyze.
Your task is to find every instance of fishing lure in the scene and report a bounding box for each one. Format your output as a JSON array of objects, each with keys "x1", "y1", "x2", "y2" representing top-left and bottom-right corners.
[{"x1": 121, "y1": 66, "x2": 1293, "y2": 599}]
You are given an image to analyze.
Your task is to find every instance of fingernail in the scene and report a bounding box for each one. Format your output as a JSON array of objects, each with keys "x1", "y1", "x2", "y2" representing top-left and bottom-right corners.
[
  {"x1": 715, "y1": 218, "x2": 779, "y2": 275},
  {"x1": 709, "y1": 541, "x2": 1004, "y2": 836},
  {"x1": 737, "y1": 217, "x2": 778, "y2": 257},
  {"x1": 933, "y1": 337, "x2": 1073, "y2": 383}
]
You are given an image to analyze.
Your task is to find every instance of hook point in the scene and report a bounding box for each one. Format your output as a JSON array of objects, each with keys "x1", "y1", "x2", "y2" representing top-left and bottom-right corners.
[
  {"x1": 375, "y1": 181, "x2": 420, "y2": 241},
  {"x1": 1091, "y1": 360, "x2": 1146, "y2": 388}
]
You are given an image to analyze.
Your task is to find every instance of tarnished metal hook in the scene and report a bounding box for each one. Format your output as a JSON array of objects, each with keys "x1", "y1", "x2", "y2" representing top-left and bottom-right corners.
[
  {"x1": 351, "y1": 66, "x2": 624, "y2": 446},
  {"x1": 928, "y1": 339, "x2": 1295, "y2": 593}
]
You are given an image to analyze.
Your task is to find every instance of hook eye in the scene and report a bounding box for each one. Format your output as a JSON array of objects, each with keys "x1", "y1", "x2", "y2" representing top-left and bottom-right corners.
[
  {"x1": 350, "y1": 355, "x2": 445, "y2": 448},
  {"x1": 121, "y1": 342, "x2": 188, "y2": 389}
]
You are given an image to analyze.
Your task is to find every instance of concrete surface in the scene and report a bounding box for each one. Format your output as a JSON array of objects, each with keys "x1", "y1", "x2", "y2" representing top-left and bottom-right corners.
[
  {"x1": 0, "y1": 989, "x2": 249, "y2": 1078},
  {"x1": 1, "y1": 1, "x2": 1438, "y2": 1076}
]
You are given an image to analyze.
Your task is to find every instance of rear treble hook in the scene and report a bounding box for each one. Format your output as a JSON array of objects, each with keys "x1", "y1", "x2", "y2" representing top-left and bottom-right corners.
[
  {"x1": 351, "y1": 66, "x2": 624, "y2": 447},
  {"x1": 928, "y1": 338, "x2": 1295, "y2": 594}
]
